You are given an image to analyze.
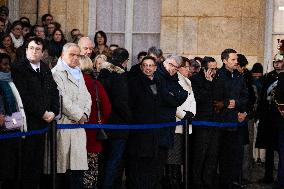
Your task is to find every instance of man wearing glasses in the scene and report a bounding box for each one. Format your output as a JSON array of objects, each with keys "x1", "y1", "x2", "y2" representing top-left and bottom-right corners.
[{"x1": 11, "y1": 37, "x2": 59, "y2": 189}]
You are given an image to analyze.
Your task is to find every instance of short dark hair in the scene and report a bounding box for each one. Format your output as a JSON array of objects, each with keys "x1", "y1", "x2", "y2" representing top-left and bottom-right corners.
[
  {"x1": 41, "y1": 13, "x2": 53, "y2": 23},
  {"x1": 71, "y1": 28, "x2": 80, "y2": 36},
  {"x1": 189, "y1": 59, "x2": 201, "y2": 69},
  {"x1": 94, "y1": 30, "x2": 107, "y2": 46},
  {"x1": 251, "y1": 63, "x2": 263, "y2": 73},
  {"x1": 221, "y1": 48, "x2": 237, "y2": 62},
  {"x1": 137, "y1": 51, "x2": 147, "y2": 60},
  {"x1": 25, "y1": 37, "x2": 46, "y2": 52},
  {"x1": 11, "y1": 20, "x2": 22, "y2": 30},
  {"x1": 201, "y1": 56, "x2": 216, "y2": 68},
  {"x1": 141, "y1": 55, "x2": 156, "y2": 65},
  {"x1": 0, "y1": 53, "x2": 11, "y2": 63},
  {"x1": 21, "y1": 21, "x2": 31, "y2": 29},
  {"x1": 181, "y1": 56, "x2": 190, "y2": 67},
  {"x1": 110, "y1": 47, "x2": 129, "y2": 66},
  {"x1": 0, "y1": 6, "x2": 9, "y2": 16},
  {"x1": 237, "y1": 54, "x2": 248, "y2": 68},
  {"x1": 23, "y1": 32, "x2": 36, "y2": 42},
  {"x1": 19, "y1": 16, "x2": 30, "y2": 24}
]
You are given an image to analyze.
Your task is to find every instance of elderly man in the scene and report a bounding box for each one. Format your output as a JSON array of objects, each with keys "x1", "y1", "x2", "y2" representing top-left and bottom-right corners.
[
  {"x1": 12, "y1": 37, "x2": 59, "y2": 189},
  {"x1": 78, "y1": 36, "x2": 94, "y2": 58},
  {"x1": 155, "y1": 55, "x2": 188, "y2": 188},
  {"x1": 52, "y1": 43, "x2": 92, "y2": 189}
]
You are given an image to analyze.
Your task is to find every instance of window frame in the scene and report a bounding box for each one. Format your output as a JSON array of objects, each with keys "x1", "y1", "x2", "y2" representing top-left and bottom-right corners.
[{"x1": 88, "y1": 0, "x2": 161, "y2": 69}]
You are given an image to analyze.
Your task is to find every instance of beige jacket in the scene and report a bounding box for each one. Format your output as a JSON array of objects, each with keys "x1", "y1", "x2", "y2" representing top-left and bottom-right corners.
[{"x1": 52, "y1": 58, "x2": 92, "y2": 173}]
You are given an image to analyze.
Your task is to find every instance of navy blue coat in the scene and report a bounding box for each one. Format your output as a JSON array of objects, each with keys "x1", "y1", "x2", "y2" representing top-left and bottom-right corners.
[
  {"x1": 212, "y1": 66, "x2": 248, "y2": 124},
  {"x1": 154, "y1": 63, "x2": 188, "y2": 148}
]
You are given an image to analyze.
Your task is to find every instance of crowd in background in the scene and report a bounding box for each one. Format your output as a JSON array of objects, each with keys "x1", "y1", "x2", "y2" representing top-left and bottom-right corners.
[{"x1": 0, "y1": 4, "x2": 284, "y2": 189}]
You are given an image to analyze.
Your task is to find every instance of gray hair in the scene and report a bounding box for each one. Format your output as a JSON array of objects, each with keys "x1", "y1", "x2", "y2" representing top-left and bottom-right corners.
[
  {"x1": 62, "y1": 42, "x2": 80, "y2": 53},
  {"x1": 148, "y1": 46, "x2": 163, "y2": 58},
  {"x1": 164, "y1": 54, "x2": 183, "y2": 66}
]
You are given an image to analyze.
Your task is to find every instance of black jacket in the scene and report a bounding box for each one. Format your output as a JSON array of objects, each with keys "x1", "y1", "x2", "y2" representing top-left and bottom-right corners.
[
  {"x1": 98, "y1": 63, "x2": 132, "y2": 138},
  {"x1": 276, "y1": 72, "x2": 284, "y2": 105},
  {"x1": 255, "y1": 70, "x2": 282, "y2": 149},
  {"x1": 128, "y1": 63, "x2": 142, "y2": 79},
  {"x1": 154, "y1": 63, "x2": 188, "y2": 148},
  {"x1": 11, "y1": 58, "x2": 60, "y2": 130},
  {"x1": 190, "y1": 71, "x2": 214, "y2": 121},
  {"x1": 11, "y1": 58, "x2": 59, "y2": 183},
  {"x1": 212, "y1": 66, "x2": 248, "y2": 124},
  {"x1": 128, "y1": 73, "x2": 160, "y2": 157}
]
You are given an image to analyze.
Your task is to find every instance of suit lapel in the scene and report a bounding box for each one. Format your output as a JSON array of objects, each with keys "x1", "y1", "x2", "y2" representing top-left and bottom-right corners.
[{"x1": 66, "y1": 71, "x2": 79, "y2": 87}]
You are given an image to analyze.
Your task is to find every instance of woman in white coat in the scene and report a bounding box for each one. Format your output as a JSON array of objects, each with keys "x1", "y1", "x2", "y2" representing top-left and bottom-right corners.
[
  {"x1": 52, "y1": 43, "x2": 92, "y2": 189},
  {"x1": 165, "y1": 57, "x2": 196, "y2": 189}
]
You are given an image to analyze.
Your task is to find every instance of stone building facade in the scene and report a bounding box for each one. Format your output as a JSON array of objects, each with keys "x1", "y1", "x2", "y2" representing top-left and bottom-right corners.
[{"x1": 4, "y1": 0, "x2": 267, "y2": 68}]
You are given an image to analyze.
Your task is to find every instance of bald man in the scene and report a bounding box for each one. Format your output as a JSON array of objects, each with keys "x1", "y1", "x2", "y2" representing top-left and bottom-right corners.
[{"x1": 78, "y1": 37, "x2": 94, "y2": 57}]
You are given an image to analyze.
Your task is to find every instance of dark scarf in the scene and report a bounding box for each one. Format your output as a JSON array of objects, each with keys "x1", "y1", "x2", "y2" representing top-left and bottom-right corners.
[{"x1": 0, "y1": 72, "x2": 17, "y2": 115}]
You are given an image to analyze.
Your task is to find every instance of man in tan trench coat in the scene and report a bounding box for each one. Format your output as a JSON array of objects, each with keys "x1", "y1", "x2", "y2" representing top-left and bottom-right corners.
[{"x1": 52, "y1": 43, "x2": 92, "y2": 189}]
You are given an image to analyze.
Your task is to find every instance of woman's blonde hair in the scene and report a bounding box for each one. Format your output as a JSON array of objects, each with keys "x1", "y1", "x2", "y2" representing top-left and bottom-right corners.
[
  {"x1": 79, "y1": 55, "x2": 93, "y2": 74},
  {"x1": 93, "y1": 54, "x2": 107, "y2": 71}
]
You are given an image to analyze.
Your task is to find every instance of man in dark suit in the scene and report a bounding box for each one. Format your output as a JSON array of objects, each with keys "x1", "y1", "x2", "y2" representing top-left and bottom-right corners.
[
  {"x1": 274, "y1": 58, "x2": 284, "y2": 189},
  {"x1": 212, "y1": 49, "x2": 248, "y2": 189},
  {"x1": 11, "y1": 37, "x2": 59, "y2": 189},
  {"x1": 127, "y1": 55, "x2": 188, "y2": 189}
]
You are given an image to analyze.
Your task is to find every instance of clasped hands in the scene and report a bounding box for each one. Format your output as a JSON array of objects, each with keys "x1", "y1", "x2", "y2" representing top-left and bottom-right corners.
[
  {"x1": 42, "y1": 111, "x2": 55, "y2": 123},
  {"x1": 213, "y1": 99, "x2": 236, "y2": 113}
]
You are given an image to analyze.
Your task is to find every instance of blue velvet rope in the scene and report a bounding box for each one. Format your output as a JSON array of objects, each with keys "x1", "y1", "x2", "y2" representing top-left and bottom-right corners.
[{"x1": 0, "y1": 120, "x2": 246, "y2": 140}]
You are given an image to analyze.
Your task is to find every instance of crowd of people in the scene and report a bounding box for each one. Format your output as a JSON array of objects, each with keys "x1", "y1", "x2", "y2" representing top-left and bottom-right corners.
[{"x1": 0, "y1": 5, "x2": 284, "y2": 189}]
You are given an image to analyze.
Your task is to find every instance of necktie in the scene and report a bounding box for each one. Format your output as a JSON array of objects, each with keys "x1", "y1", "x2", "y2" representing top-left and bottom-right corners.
[{"x1": 36, "y1": 68, "x2": 40, "y2": 73}]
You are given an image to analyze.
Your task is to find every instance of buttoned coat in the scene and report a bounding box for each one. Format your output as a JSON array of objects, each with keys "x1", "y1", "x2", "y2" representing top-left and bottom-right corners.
[{"x1": 52, "y1": 58, "x2": 92, "y2": 173}]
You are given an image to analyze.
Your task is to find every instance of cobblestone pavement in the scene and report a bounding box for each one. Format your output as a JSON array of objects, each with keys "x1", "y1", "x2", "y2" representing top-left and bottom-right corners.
[{"x1": 246, "y1": 163, "x2": 277, "y2": 189}]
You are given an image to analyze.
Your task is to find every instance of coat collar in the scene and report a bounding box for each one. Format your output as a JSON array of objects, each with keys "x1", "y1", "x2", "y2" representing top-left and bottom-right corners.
[
  {"x1": 22, "y1": 58, "x2": 46, "y2": 74},
  {"x1": 100, "y1": 61, "x2": 125, "y2": 74},
  {"x1": 53, "y1": 58, "x2": 81, "y2": 87},
  {"x1": 178, "y1": 72, "x2": 192, "y2": 92}
]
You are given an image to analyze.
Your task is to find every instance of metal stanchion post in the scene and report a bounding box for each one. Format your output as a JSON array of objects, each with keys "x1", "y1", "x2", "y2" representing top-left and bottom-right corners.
[
  {"x1": 50, "y1": 120, "x2": 57, "y2": 189},
  {"x1": 183, "y1": 119, "x2": 189, "y2": 189}
]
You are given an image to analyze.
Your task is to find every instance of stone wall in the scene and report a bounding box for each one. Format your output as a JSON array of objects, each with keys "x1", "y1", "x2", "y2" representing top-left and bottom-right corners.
[
  {"x1": 17, "y1": 0, "x2": 266, "y2": 67},
  {"x1": 19, "y1": 0, "x2": 89, "y2": 39},
  {"x1": 161, "y1": 0, "x2": 266, "y2": 68}
]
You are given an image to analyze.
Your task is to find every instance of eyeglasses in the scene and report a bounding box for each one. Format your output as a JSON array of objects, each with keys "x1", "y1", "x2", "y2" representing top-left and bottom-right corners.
[
  {"x1": 169, "y1": 62, "x2": 179, "y2": 69},
  {"x1": 142, "y1": 64, "x2": 156, "y2": 68},
  {"x1": 13, "y1": 27, "x2": 22, "y2": 31},
  {"x1": 28, "y1": 46, "x2": 42, "y2": 52}
]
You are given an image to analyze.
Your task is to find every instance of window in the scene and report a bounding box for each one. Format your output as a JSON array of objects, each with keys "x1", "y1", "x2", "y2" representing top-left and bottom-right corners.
[
  {"x1": 88, "y1": 0, "x2": 161, "y2": 68},
  {"x1": 265, "y1": 0, "x2": 284, "y2": 72}
]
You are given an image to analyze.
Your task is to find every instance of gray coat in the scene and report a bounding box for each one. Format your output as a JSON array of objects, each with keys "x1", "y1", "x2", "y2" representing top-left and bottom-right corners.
[{"x1": 52, "y1": 58, "x2": 92, "y2": 173}]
